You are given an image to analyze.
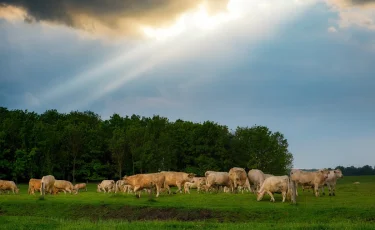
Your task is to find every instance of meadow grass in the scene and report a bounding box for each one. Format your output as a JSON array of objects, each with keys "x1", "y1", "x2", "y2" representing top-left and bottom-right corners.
[{"x1": 0, "y1": 176, "x2": 374, "y2": 229}]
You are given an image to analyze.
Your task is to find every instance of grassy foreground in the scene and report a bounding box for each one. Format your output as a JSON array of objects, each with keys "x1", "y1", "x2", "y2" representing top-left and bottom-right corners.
[{"x1": 0, "y1": 176, "x2": 374, "y2": 229}]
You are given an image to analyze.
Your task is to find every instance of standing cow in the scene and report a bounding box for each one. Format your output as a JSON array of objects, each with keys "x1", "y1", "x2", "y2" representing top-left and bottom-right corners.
[
  {"x1": 160, "y1": 171, "x2": 195, "y2": 194},
  {"x1": 97, "y1": 180, "x2": 115, "y2": 193},
  {"x1": 248, "y1": 169, "x2": 266, "y2": 193},
  {"x1": 228, "y1": 167, "x2": 249, "y2": 193},
  {"x1": 28, "y1": 179, "x2": 41, "y2": 195},
  {"x1": 321, "y1": 169, "x2": 344, "y2": 196},
  {"x1": 40, "y1": 175, "x2": 56, "y2": 196},
  {"x1": 122, "y1": 173, "x2": 165, "y2": 198},
  {"x1": 205, "y1": 171, "x2": 231, "y2": 192},
  {"x1": 290, "y1": 169, "x2": 329, "y2": 197}
]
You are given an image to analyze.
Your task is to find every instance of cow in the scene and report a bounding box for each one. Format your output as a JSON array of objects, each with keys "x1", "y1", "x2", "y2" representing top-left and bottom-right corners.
[
  {"x1": 191, "y1": 177, "x2": 206, "y2": 193},
  {"x1": 54, "y1": 180, "x2": 76, "y2": 194},
  {"x1": 183, "y1": 182, "x2": 195, "y2": 194},
  {"x1": 290, "y1": 169, "x2": 329, "y2": 197},
  {"x1": 0, "y1": 180, "x2": 19, "y2": 194},
  {"x1": 205, "y1": 172, "x2": 231, "y2": 192},
  {"x1": 257, "y1": 175, "x2": 291, "y2": 202},
  {"x1": 248, "y1": 169, "x2": 266, "y2": 193},
  {"x1": 115, "y1": 180, "x2": 127, "y2": 193},
  {"x1": 28, "y1": 178, "x2": 41, "y2": 195},
  {"x1": 97, "y1": 180, "x2": 115, "y2": 193},
  {"x1": 40, "y1": 175, "x2": 56, "y2": 196},
  {"x1": 122, "y1": 173, "x2": 165, "y2": 198},
  {"x1": 73, "y1": 183, "x2": 87, "y2": 192},
  {"x1": 237, "y1": 178, "x2": 252, "y2": 193},
  {"x1": 321, "y1": 169, "x2": 344, "y2": 196},
  {"x1": 160, "y1": 171, "x2": 195, "y2": 194},
  {"x1": 229, "y1": 167, "x2": 249, "y2": 193}
]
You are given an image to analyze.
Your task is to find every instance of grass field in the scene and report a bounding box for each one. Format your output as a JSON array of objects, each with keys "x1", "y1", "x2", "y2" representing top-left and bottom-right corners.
[{"x1": 0, "y1": 176, "x2": 374, "y2": 229}]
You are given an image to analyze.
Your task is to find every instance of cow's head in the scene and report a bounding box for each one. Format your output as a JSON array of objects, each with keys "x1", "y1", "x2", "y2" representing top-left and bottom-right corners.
[
  {"x1": 96, "y1": 184, "x2": 101, "y2": 192},
  {"x1": 15, "y1": 187, "x2": 20, "y2": 194},
  {"x1": 334, "y1": 169, "x2": 343, "y2": 178},
  {"x1": 318, "y1": 169, "x2": 329, "y2": 180}
]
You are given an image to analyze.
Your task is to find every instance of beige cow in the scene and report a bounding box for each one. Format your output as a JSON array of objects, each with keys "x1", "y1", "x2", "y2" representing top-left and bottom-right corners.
[
  {"x1": 290, "y1": 169, "x2": 329, "y2": 197},
  {"x1": 97, "y1": 180, "x2": 115, "y2": 193},
  {"x1": 160, "y1": 171, "x2": 195, "y2": 194},
  {"x1": 321, "y1": 169, "x2": 344, "y2": 196},
  {"x1": 205, "y1": 172, "x2": 231, "y2": 192},
  {"x1": 248, "y1": 169, "x2": 266, "y2": 193},
  {"x1": 122, "y1": 173, "x2": 166, "y2": 198},
  {"x1": 54, "y1": 180, "x2": 76, "y2": 194},
  {"x1": 0, "y1": 180, "x2": 19, "y2": 194},
  {"x1": 41, "y1": 175, "x2": 56, "y2": 196},
  {"x1": 229, "y1": 167, "x2": 249, "y2": 193},
  {"x1": 74, "y1": 183, "x2": 87, "y2": 192},
  {"x1": 257, "y1": 175, "x2": 291, "y2": 202},
  {"x1": 28, "y1": 178, "x2": 41, "y2": 195}
]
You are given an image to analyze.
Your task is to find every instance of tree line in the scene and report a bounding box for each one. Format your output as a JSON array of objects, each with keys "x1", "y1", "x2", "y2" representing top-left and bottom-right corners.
[{"x1": 0, "y1": 107, "x2": 294, "y2": 183}]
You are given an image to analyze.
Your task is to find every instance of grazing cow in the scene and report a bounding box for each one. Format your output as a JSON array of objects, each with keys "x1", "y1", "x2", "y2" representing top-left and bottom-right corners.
[
  {"x1": 321, "y1": 169, "x2": 344, "y2": 196},
  {"x1": 74, "y1": 183, "x2": 87, "y2": 192},
  {"x1": 290, "y1": 169, "x2": 329, "y2": 197},
  {"x1": 237, "y1": 178, "x2": 252, "y2": 193},
  {"x1": 160, "y1": 171, "x2": 195, "y2": 194},
  {"x1": 228, "y1": 167, "x2": 249, "y2": 193},
  {"x1": 97, "y1": 180, "x2": 115, "y2": 193},
  {"x1": 190, "y1": 177, "x2": 206, "y2": 193},
  {"x1": 206, "y1": 172, "x2": 231, "y2": 192},
  {"x1": 0, "y1": 180, "x2": 19, "y2": 194},
  {"x1": 28, "y1": 178, "x2": 41, "y2": 195},
  {"x1": 122, "y1": 173, "x2": 165, "y2": 198},
  {"x1": 257, "y1": 175, "x2": 291, "y2": 202},
  {"x1": 54, "y1": 180, "x2": 76, "y2": 194},
  {"x1": 248, "y1": 169, "x2": 266, "y2": 193},
  {"x1": 115, "y1": 180, "x2": 127, "y2": 193},
  {"x1": 41, "y1": 175, "x2": 56, "y2": 196}
]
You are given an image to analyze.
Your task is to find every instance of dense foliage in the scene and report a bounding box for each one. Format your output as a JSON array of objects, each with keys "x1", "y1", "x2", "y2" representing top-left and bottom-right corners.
[{"x1": 0, "y1": 107, "x2": 295, "y2": 182}]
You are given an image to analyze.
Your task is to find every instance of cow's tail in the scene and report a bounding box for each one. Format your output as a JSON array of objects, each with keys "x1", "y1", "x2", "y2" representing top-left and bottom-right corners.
[{"x1": 288, "y1": 173, "x2": 297, "y2": 204}]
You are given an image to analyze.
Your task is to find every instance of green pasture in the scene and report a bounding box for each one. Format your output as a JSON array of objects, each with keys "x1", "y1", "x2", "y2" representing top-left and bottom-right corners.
[{"x1": 0, "y1": 176, "x2": 374, "y2": 229}]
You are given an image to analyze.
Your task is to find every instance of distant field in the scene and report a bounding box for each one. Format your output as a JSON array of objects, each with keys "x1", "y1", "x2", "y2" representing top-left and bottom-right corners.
[{"x1": 0, "y1": 176, "x2": 374, "y2": 229}]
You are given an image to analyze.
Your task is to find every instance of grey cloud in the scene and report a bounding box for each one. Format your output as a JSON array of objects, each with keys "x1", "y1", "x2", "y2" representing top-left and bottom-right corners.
[{"x1": 0, "y1": 0, "x2": 229, "y2": 37}]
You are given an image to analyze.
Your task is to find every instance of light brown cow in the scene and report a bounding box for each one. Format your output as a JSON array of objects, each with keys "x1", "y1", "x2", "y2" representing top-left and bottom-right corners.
[
  {"x1": 74, "y1": 183, "x2": 87, "y2": 192},
  {"x1": 248, "y1": 169, "x2": 266, "y2": 193},
  {"x1": 160, "y1": 171, "x2": 195, "y2": 194},
  {"x1": 321, "y1": 169, "x2": 344, "y2": 196},
  {"x1": 28, "y1": 178, "x2": 41, "y2": 195},
  {"x1": 122, "y1": 173, "x2": 166, "y2": 198},
  {"x1": 257, "y1": 175, "x2": 291, "y2": 202},
  {"x1": 97, "y1": 180, "x2": 115, "y2": 193},
  {"x1": 290, "y1": 169, "x2": 329, "y2": 197},
  {"x1": 191, "y1": 177, "x2": 206, "y2": 193},
  {"x1": 0, "y1": 180, "x2": 19, "y2": 194},
  {"x1": 41, "y1": 175, "x2": 56, "y2": 196},
  {"x1": 205, "y1": 172, "x2": 231, "y2": 192},
  {"x1": 54, "y1": 180, "x2": 76, "y2": 194},
  {"x1": 229, "y1": 167, "x2": 248, "y2": 193}
]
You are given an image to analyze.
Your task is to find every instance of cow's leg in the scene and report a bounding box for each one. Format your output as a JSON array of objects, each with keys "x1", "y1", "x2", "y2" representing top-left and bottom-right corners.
[
  {"x1": 155, "y1": 184, "x2": 160, "y2": 197},
  {"x1": 314, "y1": 184, "x2": 320, "y2": 197},
  {"x1": 177, "y1": 183, "x2": 182, "y2": 193},
  {"x1": 133, "y1": 186, "x2": 141, "y2": 198},
  {"x1": 295, "y1": 183, "x2": 299, "y2": 197},
  {"x1": 331, "y1": 184, "x2": 336, "y2": 196},
  {"x1": 282, "y1": 191, "x2": 286, "y2": 202},
  {"x1": 267, "y1": 191, "x2": 275, "y2": 202}
]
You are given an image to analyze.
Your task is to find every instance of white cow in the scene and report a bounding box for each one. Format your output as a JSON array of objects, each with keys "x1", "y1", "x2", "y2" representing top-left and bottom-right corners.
[
  {"x1": 97, "y1": 180, "x2": 115, "y2": 193},
  {"x1": 40, "y1": 175, "x2": 56, "y2": 196},
  {"x1": 321, "y1": 169, "x2": 343, "y2": 196},
  {"x1": 248, "y1": 169, "x2": 266, "y2": 193},
  {"x1": 257, "y1": 175, "x2": 291, "y2": 202}
]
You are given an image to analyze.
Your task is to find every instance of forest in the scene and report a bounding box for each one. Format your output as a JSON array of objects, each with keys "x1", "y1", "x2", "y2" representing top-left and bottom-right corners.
[{"x1": 0, "y1": 107, "x2": 295, "y2": 183}]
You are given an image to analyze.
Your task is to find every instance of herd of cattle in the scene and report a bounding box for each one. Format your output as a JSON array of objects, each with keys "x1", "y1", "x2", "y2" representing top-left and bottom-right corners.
[{"x1": 0, "y1": 168, "x2": 343, "y2": 203}]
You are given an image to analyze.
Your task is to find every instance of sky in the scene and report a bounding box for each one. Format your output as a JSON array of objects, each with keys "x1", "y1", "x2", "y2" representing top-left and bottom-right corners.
[{"x1": 1, "y1": 0, "x2": 374, "y2": 169}]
